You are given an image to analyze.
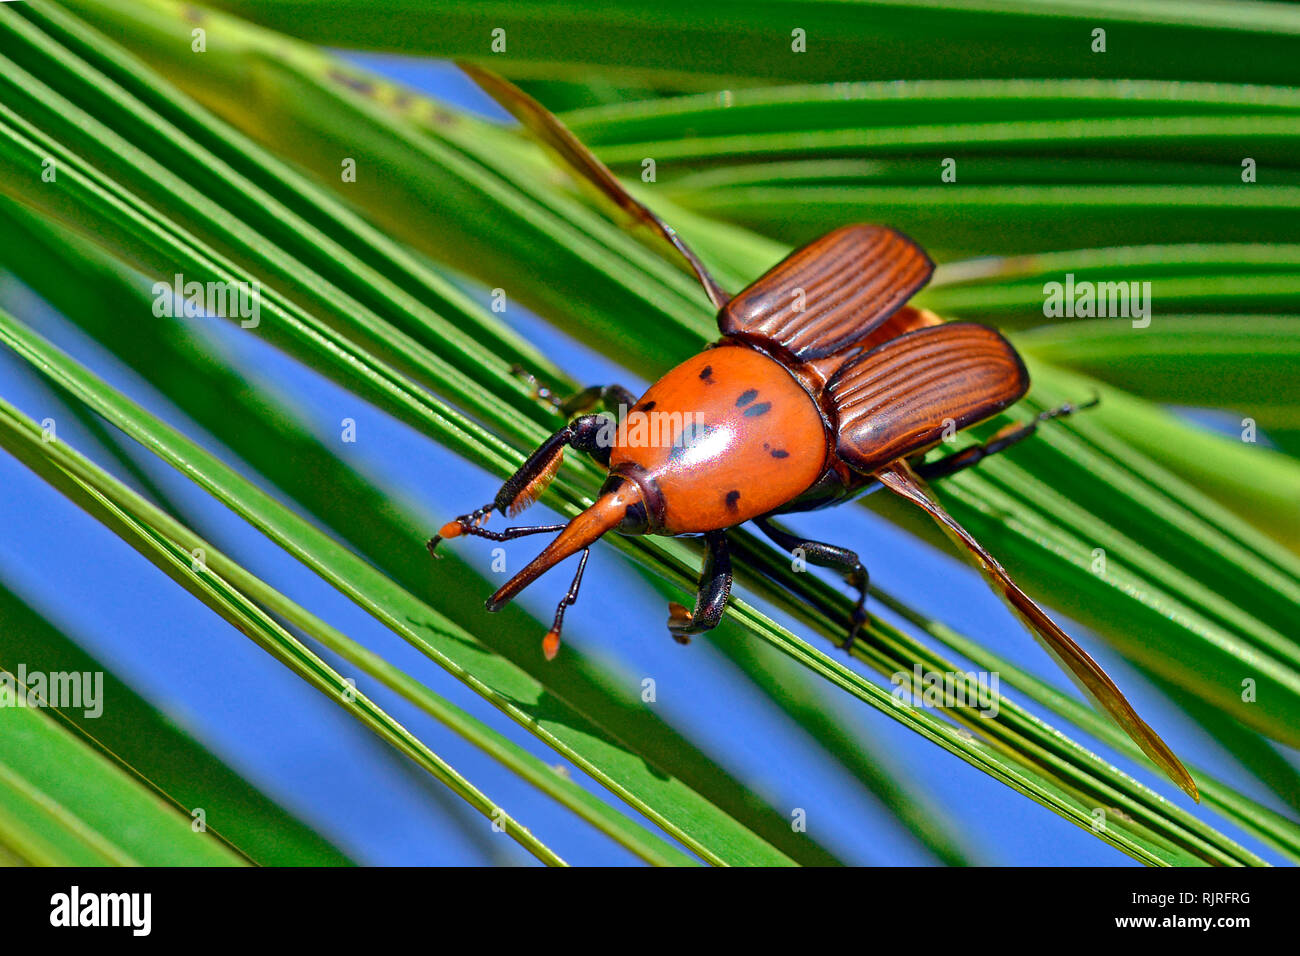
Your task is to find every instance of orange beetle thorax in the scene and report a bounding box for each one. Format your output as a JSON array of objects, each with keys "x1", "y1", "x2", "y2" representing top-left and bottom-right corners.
[{"x1": 610, "y1": 346, "x2": 829, "y2": 535}]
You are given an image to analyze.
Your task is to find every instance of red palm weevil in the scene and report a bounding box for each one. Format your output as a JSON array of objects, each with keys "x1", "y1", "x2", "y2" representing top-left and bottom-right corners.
[{"x1": 430, "y1": 65, "x2": 1197, "y2": 801}]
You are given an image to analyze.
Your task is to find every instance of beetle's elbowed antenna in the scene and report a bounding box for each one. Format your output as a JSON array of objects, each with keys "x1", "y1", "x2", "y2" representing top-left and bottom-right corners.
[
  {"x1": 486, "y1": 481, "x2": 641, "y2": 613},
  {"x1": 543, "y1": 548, "x2": 591, "y2": 660}
]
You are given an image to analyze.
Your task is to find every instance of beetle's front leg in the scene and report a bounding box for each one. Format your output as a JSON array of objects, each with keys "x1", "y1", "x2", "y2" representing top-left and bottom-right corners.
[
  {"x1": 429, "y1": 414, "x2": 610, "y2": 550},
  {"x1": 754, "y1": 518, "x2": 868, "y2": 651},
  {"x1": 667, "y1": 531, "x2": 732, "y2": 644}
]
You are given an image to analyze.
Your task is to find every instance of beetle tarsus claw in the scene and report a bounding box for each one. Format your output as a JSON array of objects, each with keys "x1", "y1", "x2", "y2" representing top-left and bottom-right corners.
[
  {"x1": 509, "y1": 363, "x2": 564, "y2": 410},
  {"x1": 667, "y1": 601, "x2": 694, "y2": 644},
  {"x1": 430, "y1": 508, "x2": 497, "y2": 552},
  {"x1": 844, "y1": 605, "x2": 866, "y2": 651},
  {"x1": 1039, "y1": 393, "x2": 1101, "y2": 424}
]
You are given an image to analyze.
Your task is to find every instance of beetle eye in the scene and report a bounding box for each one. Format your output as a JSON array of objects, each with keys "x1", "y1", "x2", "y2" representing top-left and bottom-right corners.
[{"x1": 618, "y1": 499, "x2": 649, "y2": 534}]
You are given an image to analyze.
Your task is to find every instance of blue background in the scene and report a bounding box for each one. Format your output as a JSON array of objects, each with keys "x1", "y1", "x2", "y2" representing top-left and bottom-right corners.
[{"x1": 0, "y1": 56, "x2": 1290, "y2": 866}]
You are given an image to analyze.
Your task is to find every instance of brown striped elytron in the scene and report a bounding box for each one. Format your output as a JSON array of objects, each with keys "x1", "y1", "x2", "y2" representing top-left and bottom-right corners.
[{"x1": 431, "y1": 65, "x2": 1197, "y2": 800}]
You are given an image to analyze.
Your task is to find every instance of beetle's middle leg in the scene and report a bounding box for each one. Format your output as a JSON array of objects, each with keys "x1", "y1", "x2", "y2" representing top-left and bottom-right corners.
[
  {"x1": 510, "y1": 364, "x2": 638, "y2": 417},
  {"x1": 429, "y1": 414, "x2": 610, "y2": 550},
  {"x1": 916, "y1": 395, "x2": 1099, "y2": 483},
  {"x1": 667, "y1": 531, "x2": 732, "y2": 644},
  {"x1": 754, "y1": 517, "x2": 868, "y2": 651}
]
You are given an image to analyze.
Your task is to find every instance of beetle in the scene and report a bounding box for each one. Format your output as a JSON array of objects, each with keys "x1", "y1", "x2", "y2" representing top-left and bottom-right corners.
[{"x1": 430, "y1": 64, "x2": 1196, "y2": 800}]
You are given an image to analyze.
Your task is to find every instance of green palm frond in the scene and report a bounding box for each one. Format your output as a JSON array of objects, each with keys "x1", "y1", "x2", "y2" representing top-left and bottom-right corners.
[{"x1": 1, "y1": 0, "x2": 1296, "y2": 866}]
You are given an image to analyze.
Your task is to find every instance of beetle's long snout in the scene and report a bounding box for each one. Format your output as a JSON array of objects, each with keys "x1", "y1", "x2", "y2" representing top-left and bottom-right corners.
[{"x1": 486, "y1": 483, "x2": 642, "y2": 611}]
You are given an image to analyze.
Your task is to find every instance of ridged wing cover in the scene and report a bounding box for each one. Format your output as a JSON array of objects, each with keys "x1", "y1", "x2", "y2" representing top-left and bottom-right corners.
[
  {"x1": 829, "y1": 323, "x2": 1029, "y2": 473},
  {"x1": 718, "y1": 225, "x2": 934, "y2": 360}
]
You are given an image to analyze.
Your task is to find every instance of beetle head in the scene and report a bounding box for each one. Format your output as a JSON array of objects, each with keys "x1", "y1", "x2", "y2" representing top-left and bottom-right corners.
[{"x1": 485, "y1": 480, "x2": 644, "y2": 612}]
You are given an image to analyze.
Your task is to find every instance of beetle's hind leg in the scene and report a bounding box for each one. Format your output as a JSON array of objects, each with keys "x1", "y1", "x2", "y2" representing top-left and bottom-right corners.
[
  {"x1": 755, "y1": 518, "x2": 868, "y2": 651},
  {"x1": 510, "y1": 364, "x2": 638, "y2": 417},
  {"x1": 429, "y1": 414, "x2": 610, "y2": 552},
  {"x1": 667, "y1": 531, "x2": 732, "y2": 644},
  {"x1": 916, "y1": 394, "x2": 1100, "y2": 483}
]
